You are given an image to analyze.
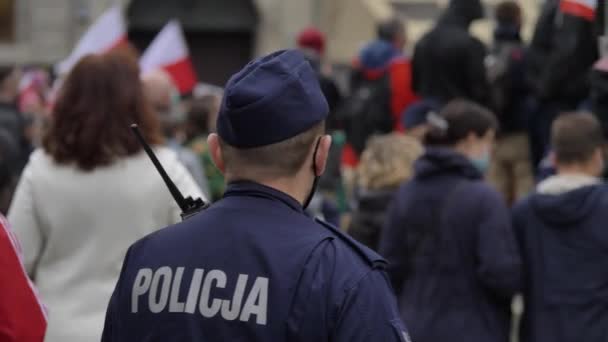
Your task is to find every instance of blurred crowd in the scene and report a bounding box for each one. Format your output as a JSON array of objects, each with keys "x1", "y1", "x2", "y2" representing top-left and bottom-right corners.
[{"x1": 1, "y1": 0, "x2": 608, "y2": 341}]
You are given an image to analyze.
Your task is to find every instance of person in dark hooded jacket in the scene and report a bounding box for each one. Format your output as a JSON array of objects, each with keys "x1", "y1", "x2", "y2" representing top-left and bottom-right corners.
[
  {"x1": 411, "y1": 0, "x2": 490, "y2": 107},
  {"x1": 590, "y1": 57, "x2": 608, "y2": 138},
  {"x1": 379, "y1": 99, "x2": 521, "y2": 342},
  {"x1": 513, "y1": 112, "x2": 608, "y2": 342},
  {"x1": 536, "y1": 0, "x2": 599, "y2": 106},
  {"x1": 528, "y1": 0, "x2": 600, "y2": 166}
]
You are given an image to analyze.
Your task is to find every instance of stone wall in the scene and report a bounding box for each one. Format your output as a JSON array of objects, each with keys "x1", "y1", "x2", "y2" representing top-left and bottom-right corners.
[
  {"x1": 0, "y1": 0, "x2": 71, "y2": 64},
  {"x1": 0, "y1": 0, "x2": 542, "y2": 66}
]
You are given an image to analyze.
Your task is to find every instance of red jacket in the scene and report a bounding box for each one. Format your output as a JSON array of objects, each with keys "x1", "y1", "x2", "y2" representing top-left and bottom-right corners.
[
  {"x1": 0, "y1": 215, "x2": 46, "y2": 341},
  {"x1": 389, "y1": 56, "x2": 417, "y2": 132},
  {"x1": 342, "y1": 56, "x2": 417, "y2": 167}
]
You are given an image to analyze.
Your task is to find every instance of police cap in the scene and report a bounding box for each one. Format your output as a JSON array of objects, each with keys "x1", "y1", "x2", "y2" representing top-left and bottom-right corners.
[{"x1": 217, "y1": 49, "x2": 329, "y2": 148}]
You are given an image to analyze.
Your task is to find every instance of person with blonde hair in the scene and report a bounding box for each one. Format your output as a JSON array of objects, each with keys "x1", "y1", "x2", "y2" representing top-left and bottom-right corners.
[{"x1": 348, "y1": 134, "x2": 423, "y2": 250}]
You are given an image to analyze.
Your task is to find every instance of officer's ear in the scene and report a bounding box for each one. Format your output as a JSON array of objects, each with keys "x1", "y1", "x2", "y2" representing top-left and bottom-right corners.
[
  {"x1": 208, "y1": 133, "x2": 226, "y2": 173},
  {"x1": 314, "y1": 134, "x2": 332, "y2": 176}
]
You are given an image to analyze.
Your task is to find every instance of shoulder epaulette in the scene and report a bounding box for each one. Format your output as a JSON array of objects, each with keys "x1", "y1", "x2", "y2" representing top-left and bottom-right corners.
[{"x1": 314, "y1": 218, "x2": 387, "y2": 269}]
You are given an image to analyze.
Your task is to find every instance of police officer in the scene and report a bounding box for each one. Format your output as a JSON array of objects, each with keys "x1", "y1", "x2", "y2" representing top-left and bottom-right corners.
[{"x1": 101, "y1": 49, "x2": 410, "y2": 341}]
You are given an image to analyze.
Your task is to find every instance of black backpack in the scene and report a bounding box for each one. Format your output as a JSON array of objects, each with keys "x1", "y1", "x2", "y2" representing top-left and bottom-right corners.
[
  {"x1": 338, "y1": 73, "x2": 393, "y2": 156},
  {"x1": 486, "y1": 42, "x2": 522, "y2": 119}
]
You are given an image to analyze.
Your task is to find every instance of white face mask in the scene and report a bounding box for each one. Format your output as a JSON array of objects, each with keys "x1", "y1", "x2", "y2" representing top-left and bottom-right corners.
[
  {"x1": 467, "y1": 136, "x2": 493, "y2": 174},
  {"x1": 470, "y1": 148, "x2": 491, "y2": 174}
]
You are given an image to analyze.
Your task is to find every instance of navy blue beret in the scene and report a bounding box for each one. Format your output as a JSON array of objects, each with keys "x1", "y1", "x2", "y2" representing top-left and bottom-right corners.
[
  {"x1": 217, "y1": 49, "x2": 329, "y2": 148},
  {"x1": 402, "y1": 98, "x2": 441, "y2": 129}
]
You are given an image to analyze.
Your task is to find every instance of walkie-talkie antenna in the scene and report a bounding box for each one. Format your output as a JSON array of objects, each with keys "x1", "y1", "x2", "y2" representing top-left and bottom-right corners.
[{"x1": 131, "y1": 124, "x2": 208, "y2": 220}]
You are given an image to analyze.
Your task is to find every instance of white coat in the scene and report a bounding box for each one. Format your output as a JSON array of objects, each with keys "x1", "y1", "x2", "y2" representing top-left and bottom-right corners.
[{"x1": 8, "y1": 147, "x2": 204, "y2": 342}]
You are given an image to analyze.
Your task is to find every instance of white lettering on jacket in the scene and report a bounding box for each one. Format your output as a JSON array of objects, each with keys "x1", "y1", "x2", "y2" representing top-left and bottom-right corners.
[{"x1": 131, "y1": 268, "x2": 269, "y2": 326}]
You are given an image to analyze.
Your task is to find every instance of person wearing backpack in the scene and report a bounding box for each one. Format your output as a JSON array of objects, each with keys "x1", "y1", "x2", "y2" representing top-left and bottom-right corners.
[
  {"x1": 341, "y1": 17, "x2": 417, "y2": 167},
  {"x1": 379, "y1": 99, "x2": 521, "y2": 342},
  {"x1": 487, "y1": 1, "x2": 534, "y2": 205}
]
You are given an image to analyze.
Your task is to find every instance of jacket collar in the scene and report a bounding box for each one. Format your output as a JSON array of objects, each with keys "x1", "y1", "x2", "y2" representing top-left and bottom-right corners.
[
  {"x1": 537, "y1": 174, "x2": 601, "y2": 195},
  {"x1": 223, "y1": 180, "x2": 304, "y2": 213},
  {"x1": 414, "y1": 147, "x2": 482, "y2": 180},
  {"x1": 493, "y1": 25, "x2": 522, "y2": 42}
]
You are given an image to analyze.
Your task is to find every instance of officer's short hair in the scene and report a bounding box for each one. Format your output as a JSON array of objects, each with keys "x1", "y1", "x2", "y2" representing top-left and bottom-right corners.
[
  {"x1": 552, "y1": 112, "x2": 604, "y2": 165},
  {"x1": 220, "y1": 122, "x2": 325, "y2": 177}
]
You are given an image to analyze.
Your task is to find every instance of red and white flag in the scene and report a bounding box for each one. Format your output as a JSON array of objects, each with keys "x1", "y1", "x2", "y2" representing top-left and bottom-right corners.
[
  {"x1": 140, "y1": 20, "x2": 198, "y2": 94},
  {"x1": 560, "y1": 0, "x2": 597, "y2": 21},
  {"x1": 0, "y1": 215, "x2": 47, "y2": 340},
  {"x1": 18, "y1": 69, "x2": 48, "y2": 114},
  {"x1": 55, "y1": 6, "x2": 127, "y2": 75}
]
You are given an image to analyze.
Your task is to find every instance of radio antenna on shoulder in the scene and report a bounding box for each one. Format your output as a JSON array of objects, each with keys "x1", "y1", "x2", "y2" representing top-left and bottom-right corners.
[{"x1": 131, "y1": 124, "x2": 208, "y2": 220}]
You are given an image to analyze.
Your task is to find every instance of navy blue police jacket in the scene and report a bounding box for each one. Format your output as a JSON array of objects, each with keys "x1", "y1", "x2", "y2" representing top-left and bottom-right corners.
[{"x1": 101, "y1": 181, "x2": 409, "y2": 341}]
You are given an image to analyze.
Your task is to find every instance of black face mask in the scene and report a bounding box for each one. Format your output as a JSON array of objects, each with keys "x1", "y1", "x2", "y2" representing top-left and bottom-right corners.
[{"x1": 303, "y1": 138, "x2": 322, "y2": 210}]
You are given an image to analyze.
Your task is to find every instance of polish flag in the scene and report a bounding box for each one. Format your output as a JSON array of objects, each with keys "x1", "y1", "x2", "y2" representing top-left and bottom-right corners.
[
  {"x1": 55, "y1": 6, "x2": 127, "y2": 75},
  {"x1": 0, "y1": 215, "x2": 47, "y2": 339},
  {"x1": 560, "y1": 0, "x2": 597, "y2": 21},
  {"x1": 140, "y1": 20, "x2": 198, "y2": 94},
  {"x1": 18, "y1": 70, "x2": 47, "y2": 114}
]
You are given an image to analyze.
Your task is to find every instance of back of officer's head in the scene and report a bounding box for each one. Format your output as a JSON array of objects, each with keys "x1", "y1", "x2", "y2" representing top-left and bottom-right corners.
[
  {"x1": 552, "y1": 112, "x2": 604, "y2": 176},
  {"x1": 210, "y1": 50, "x2": 330, "y2": 181}
]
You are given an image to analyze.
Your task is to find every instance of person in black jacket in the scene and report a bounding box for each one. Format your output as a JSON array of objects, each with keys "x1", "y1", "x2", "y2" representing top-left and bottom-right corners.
[
  {"x1": 487, "y1": 1, "x2": 534, "y2": 205},
  {"x1": 526, "y1": 0, "x2": 559, "y2": 90},
  {"x1": 0, "y1": 66, "x2": 29, "y2": 213},
  {"x1": 412, "y1": 0, "x2": 490, "y2": 107},
  {"x1": 513, "y1": 112, "x2": 608, "y2": 342},
  {"x1": 0, "y1": 66, "x2": 29, "y2": 172},
  {"x1": 380, "y1": 99, "x2": 521, "y2": 342},
  {"x1": 528, "y1": 0, "x2": 600, "y2": 165},
  {"x1": 536, "y1": 0, "x2": 599, "y2": 107}
]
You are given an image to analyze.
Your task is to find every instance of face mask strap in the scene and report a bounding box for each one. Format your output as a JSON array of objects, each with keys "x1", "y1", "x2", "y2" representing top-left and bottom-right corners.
[{"x1": 303, "y1": 137, "x2": 322, "y2": 210}]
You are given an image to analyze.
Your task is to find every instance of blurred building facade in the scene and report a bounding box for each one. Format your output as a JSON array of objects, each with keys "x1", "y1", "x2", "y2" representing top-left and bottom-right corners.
[{"x1": 0, "y1": 0, "x2": 541, "y2": 85}]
